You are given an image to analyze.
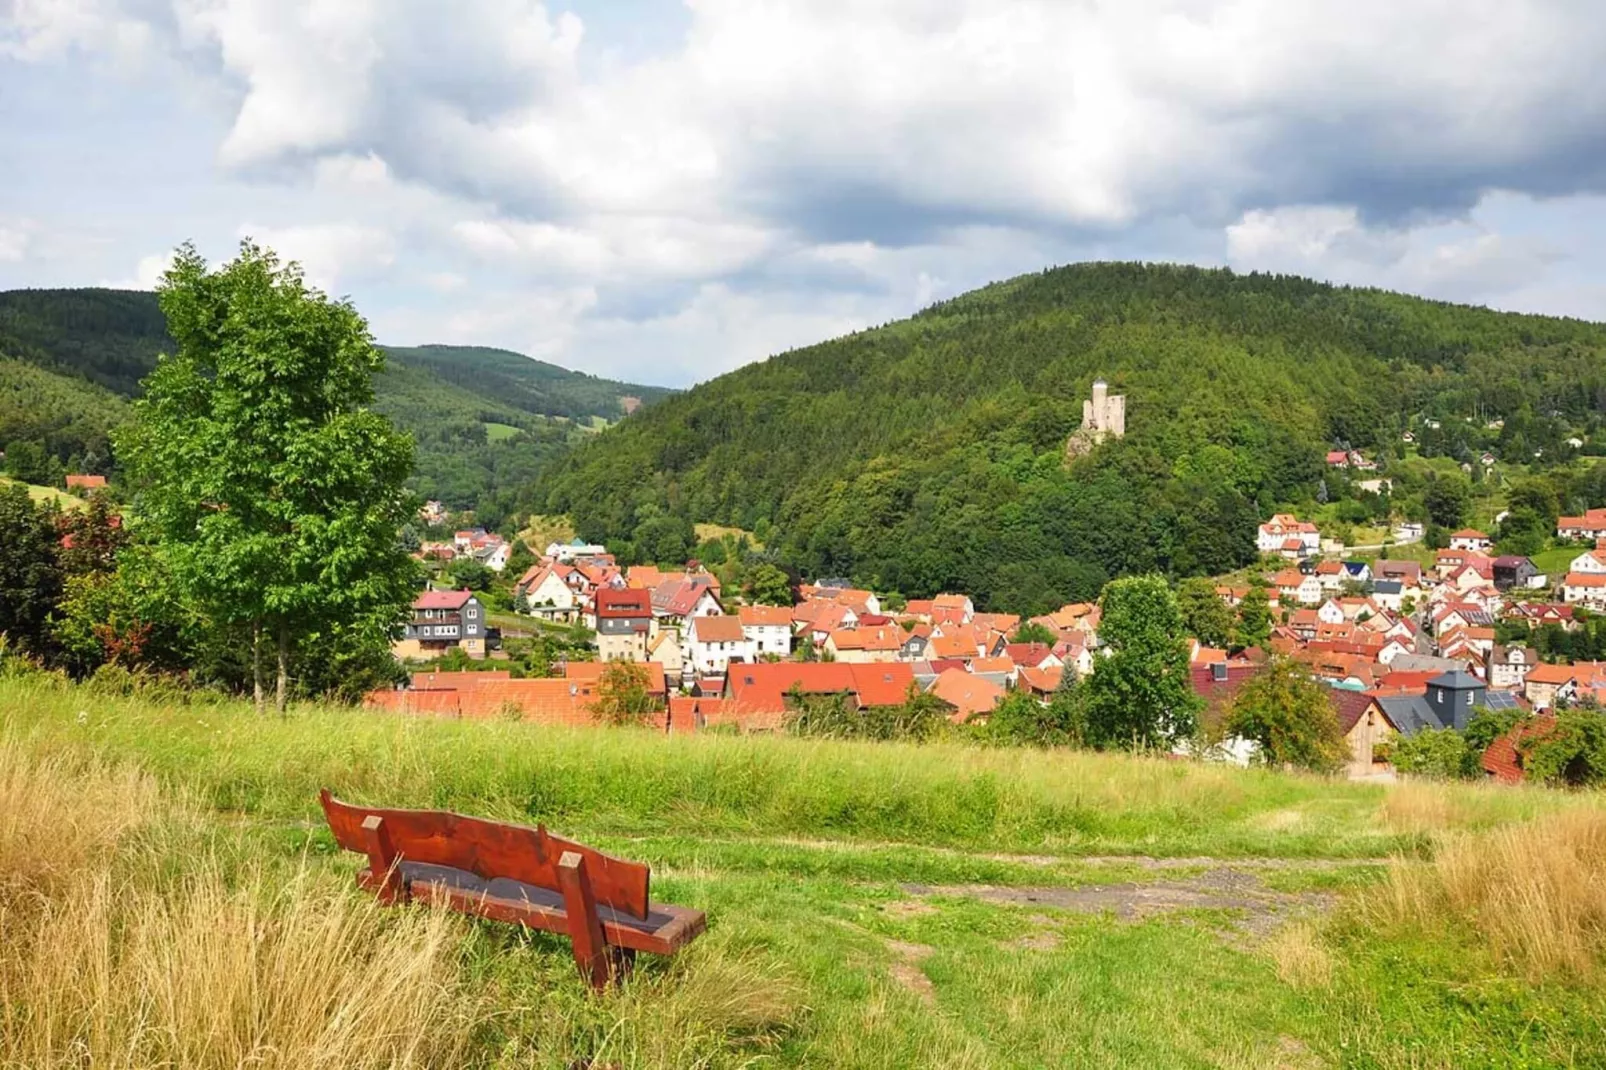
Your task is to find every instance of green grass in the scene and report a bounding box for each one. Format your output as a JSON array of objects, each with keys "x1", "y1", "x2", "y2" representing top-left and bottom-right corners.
[
  {"x1": 483, "y1": 420, "x2": 522, "y2": 442},
  {"x1": 1533, "y1": 546, "x2": 1581, "y2": 580},
  {"x1": 0, "y1": 475, "x2": 85, "y2": 508},
  {"x1": 4, "y1": 675, "x2": 1604, "y2": 1067}
]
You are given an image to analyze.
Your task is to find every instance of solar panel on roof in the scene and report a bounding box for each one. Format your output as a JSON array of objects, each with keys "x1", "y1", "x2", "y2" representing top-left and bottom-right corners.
[{"x1": 1481, "y1": 691, "x2": 1521, "y2": 710}]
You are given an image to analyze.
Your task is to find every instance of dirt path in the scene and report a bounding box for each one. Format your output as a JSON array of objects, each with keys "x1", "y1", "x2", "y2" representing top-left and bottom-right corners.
[{"x1": 902, "y1": 864, "x2": 1340, "y2": 942}]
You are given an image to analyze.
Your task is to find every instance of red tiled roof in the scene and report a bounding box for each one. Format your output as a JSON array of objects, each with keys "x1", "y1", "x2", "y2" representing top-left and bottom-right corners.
[
  {"x1": 562, "y1": 661, "x2": 668, "y2": 695},
  {"x1": 1327, "y1": 689, "x2": 1376, "y2": 735},
  {"x1": 827, "y1": 626, "x2": 904, "y2": 652},
  {"x1": 1481, "y1": 715, "x2": 1558, "y2": 783},
  {"x1": 930, "y1": 668, "x2": 1003, "y2": 722},
  {"x1": 413, "y1": 589, "x2": 473, "y2": 610},
  {"x1": 409, "y1": 670, "x2": 512, "y2": 690},
  {"x1": 1004, "y1": 642, "x2": 1056, "y2": 668},
  {"x1": 1018, "y1": 665, "x2": 1064, "y2": 693},
  {"x1": 596, "y1": 587, "x2": 652, "y2": 619},
  {"x1": 689, "y1": 614, "x2": 746, "y2": 644},
  {"x1": 738, "y1": 605, "x2": 794, "y2": 627},
  {"x1": 722, "y1": 662, "x2": 914, "y2": 722}
]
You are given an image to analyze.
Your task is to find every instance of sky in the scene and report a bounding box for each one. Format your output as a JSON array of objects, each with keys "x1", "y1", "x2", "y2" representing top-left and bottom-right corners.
[{"x1": 5, "y1": 1, "x2": 1606, "y2": 388}]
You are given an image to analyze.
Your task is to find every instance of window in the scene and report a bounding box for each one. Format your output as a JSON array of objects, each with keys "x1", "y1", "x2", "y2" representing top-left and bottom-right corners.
[{"x1": 1436, "y1": 689, "x2": 1444, "y2": 703}]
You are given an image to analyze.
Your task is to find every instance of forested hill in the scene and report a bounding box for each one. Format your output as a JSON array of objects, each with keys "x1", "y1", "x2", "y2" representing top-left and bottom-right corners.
[
  {"x1": 0, "y1": 288, "x2": 670, "y2": 523},
  {"x1": 540, "y1": 262, "x2": 1606, "y2": 612}
]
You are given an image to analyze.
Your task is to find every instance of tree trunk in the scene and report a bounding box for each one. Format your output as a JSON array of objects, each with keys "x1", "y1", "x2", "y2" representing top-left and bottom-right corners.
[
  {"x1": 252, "y1": 621, "x2": 265, "y2": 714},
  {"x1": 275, "y1": 624, "x2": 290, "y2": 714}
]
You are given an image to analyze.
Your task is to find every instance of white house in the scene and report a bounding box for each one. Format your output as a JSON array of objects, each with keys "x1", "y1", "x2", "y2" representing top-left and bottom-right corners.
[
  {"x1": 737, "y1": 605, "x2": 794, "y2": 659},
  {"x1": 519, "y1": 566, "x2": 579, "y2": 622},
  {"x1": 1257, "y1": 514, "x2": 1320, "y2": 556},
  {"x1": 1449, "y1": 529, "x2": 1492, "y2": 552},
  {"x1": 1488, "y1": 646, "x2": 1539, "y2": 691},
  {"x1": 1317, "y1": 599, "x2": 1347, "y2": 626},
  {"x1": 545, "y1": 538, "x2": 608, "y2": 562},
  {"x1": 1562, "y1": 572, "x2": 1606, "y2": 610},
  {"x1": 685, "y1": 614, "x2": 751, "y2": 676},
  {"x1": 1569, "y1": 545, "x2": 1606, "y2": 575},
  {"x1": 1393, "y1": 521, "x2": 1425, "y2": 544}
]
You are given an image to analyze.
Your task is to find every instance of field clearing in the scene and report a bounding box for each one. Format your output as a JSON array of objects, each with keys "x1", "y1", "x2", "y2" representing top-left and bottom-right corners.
[
  {"x1": 2, "y1": 676, "x2": 1604, "y2": 1067},
  {"x1": 483, "y1": 420, "x2": 523, "y2": 442},
  {"x1": 1533, "y1": 546, "x2": 1581, "y2": 580},
  {"x1": 0, "y1": 475, "x2": 84, "y2": 508},
  {"x1": 518, "y1": 513, "x2": 578, "y2": 551}
]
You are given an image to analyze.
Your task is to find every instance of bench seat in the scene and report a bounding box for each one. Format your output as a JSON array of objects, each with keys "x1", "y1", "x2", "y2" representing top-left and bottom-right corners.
[
  {"x1": 320, "y1": 790, "x2": 705, "y2": 988},
  {"x1": 370, "y1": 861, "x2": 706, "y2": 955}
]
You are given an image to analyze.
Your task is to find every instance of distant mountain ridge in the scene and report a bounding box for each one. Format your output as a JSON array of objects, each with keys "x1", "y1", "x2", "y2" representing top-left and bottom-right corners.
[
  {"x1": 538, "y1": 261, "x2": 1606, "y2": 612},
  {"x1": 0, "y1": 287, "x2": 671, "y2": 521}
]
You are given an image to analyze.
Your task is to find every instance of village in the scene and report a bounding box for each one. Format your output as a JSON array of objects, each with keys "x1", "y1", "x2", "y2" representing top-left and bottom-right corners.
[{"x1": 368, "y1": 495, "x2": 1606, "y2": 787}]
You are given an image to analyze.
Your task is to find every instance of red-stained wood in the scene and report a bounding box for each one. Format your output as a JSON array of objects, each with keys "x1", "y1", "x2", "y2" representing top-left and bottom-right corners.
[
  {"x1": 558, "y1": 851, "x2": 612, "y2": 989},
  {"x1": 319, "y1": 789, "x2": 649, "y2": 919},
  {"x1": 404, "y1": 881, "x2": 705, "y2": 955},
  {"x1": 361, "y1": 815, "x2": 404, "y2": 904},
  {"x1": 321, "y1": 789, "x2": 707, "y2": 980}
]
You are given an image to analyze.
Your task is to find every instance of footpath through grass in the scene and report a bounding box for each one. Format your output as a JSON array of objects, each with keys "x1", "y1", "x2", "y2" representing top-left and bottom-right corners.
[{"x1": 3, "y1": 677, "x2": 1604, "y2": 1068}]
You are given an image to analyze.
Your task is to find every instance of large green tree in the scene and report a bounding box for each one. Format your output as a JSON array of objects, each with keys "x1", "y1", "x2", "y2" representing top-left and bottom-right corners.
[
  {"x1": 1176, "y1": 576, "x2": 1234, "y2": 648},
  {"x1": 0, "y1": 482, "x2": 62, "y2": 658},
  {"x1": 117, "y1": 242, "x2": 418, "y2": 711},
  {"x1": 1224, "y1": 658, "x2": 1348, "y2": 773},
  {"x1": 1084, "y1": 574, "x2": 1200, "y2": 749},
  {"x1": 1235, "y1": 585, "x2": 1273, "y2": 649}
]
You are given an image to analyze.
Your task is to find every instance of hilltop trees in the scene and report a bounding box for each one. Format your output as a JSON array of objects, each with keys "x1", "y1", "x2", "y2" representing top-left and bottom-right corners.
[
  {"x1": 1085, "y1": 574, "x2": 1200, "y2": 749},
  {"x1": 117, "y1": 243, "x2": 418, "y2": 712},
  {"x1": 0, "y1": 483, "x2": 62, "y2": 658}
]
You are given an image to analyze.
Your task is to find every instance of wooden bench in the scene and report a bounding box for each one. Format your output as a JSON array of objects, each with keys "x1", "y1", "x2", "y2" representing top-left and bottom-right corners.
[{"x1": 319, "y1": 790, "x2": 705, "y2": 989}]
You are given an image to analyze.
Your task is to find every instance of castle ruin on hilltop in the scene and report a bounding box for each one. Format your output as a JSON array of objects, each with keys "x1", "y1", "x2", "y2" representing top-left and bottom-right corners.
[{"x1": 1066, "y1": 378, "x2": 1126, "y2": 460}]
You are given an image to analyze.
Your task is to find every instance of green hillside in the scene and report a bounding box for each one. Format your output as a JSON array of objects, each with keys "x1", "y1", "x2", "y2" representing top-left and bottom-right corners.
[
  {"x1": 383, "y1": 343, "x2": 672, "y2": 421},
  {"x1": 0, "y1": 288, "x2": 670, "y2": 521},
  {"x1": 0, "y1": 358, "x2": 127, "y2": 475},
  {"x1": 541, "y1": 262, "x2": 1606, "y2": 611}
]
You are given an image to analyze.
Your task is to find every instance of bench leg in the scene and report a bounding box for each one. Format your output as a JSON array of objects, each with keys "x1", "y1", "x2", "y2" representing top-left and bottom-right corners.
[
  {"x1": 361, "y1": 814, "x2": 405, "y2": 905},
  {"x1": 558, "y1": 850, "x2": 618, "y2": 991}
]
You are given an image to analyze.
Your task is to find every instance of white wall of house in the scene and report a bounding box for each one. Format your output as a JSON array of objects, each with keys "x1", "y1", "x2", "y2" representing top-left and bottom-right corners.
[{"x1": 743, "y1": 623, "x2": 792, "y2": 658}]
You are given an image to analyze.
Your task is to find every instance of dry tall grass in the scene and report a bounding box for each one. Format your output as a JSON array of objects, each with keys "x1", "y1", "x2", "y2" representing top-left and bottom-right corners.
[
  {"x1": 0, "y1": 742, "x2": 481, "y2": 1068},
  {"x1": 0, "y1": 734, "x2": 798, "y2": 1069},
  {"x1": 1264, "y1": 922, "x2": 1333, "y2": 990},
  {"x1": 1369, "y1": 809, "x2": 1606, "y2": 981}
]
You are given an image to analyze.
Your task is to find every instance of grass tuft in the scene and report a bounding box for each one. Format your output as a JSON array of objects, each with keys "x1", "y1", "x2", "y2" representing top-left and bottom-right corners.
[{"x1": 1369, "y1": 808, "x2": 1606, "y2": 981}]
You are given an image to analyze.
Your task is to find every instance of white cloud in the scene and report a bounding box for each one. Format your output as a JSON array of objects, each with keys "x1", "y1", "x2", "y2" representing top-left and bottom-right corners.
[
  {"x1": 236, "y1": 222, "x2": 396, "y2": 293},
  {"x1": 0, "y1": 223, "x2": 31, "y2": 263},
  {"x1": 1224, "y1": 201, "x2": 1561, "y2": 305},
  {"x1": 9, "y1": 2, "x2": 1606, "y2": 383},
  {"x1": 100, "y1": 250, "x2": 176, "y2": 289}
]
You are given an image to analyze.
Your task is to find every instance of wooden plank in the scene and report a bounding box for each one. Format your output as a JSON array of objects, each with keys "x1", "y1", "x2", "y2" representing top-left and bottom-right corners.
[
  {"x1": 406, "y1": 881, "x2": 706, "y2": 956},
  {"x1": 361, "y1": 815, "x2": 404, "y2": 904},
  {"x1": 558, "y1": 851, "x2": 612, "y2": 990},
  {"x1": 319, "y1": 789, "x2": 650, "y2": 919}
]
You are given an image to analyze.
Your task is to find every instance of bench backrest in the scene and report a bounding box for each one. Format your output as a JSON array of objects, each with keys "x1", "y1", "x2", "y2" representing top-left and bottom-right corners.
[{"x1": 319, "y1": 790, "x2": 650, "y2": 920}]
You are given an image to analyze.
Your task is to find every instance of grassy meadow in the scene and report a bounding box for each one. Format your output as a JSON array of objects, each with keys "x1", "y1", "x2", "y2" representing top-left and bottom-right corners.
[{"x1": 2, "y1": 676, "x2": 1605, "y2": 1068}]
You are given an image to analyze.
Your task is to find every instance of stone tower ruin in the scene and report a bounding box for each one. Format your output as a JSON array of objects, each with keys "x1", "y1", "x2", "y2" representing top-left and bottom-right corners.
[{"x1": 1066, "y1": 378, "x2": 1126, "y2": 460}]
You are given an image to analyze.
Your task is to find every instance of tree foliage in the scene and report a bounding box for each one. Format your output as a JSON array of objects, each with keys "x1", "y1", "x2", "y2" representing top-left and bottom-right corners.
[
  {"x1": 1084, "y1": 574, "x2": 1200, "y2": 749},
  {"x1": 744, "y1": 563, "x2": 794, "y2": 606},
  {"x1": 1176, "y1": 576, "x2": 1234, "y2": 648},
  {"x1": 0, "y1": 482, "x2": 62, "y2": 657},
  {"x1": 1224, "y1": 659, "x2": 1348, "y2": 773},
  {"x1": 591, "y1": 660, "x2": 660, "y2": 726},
  {"x1": 117, "y1": 242, "x2": 419, "y2": 711}
]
